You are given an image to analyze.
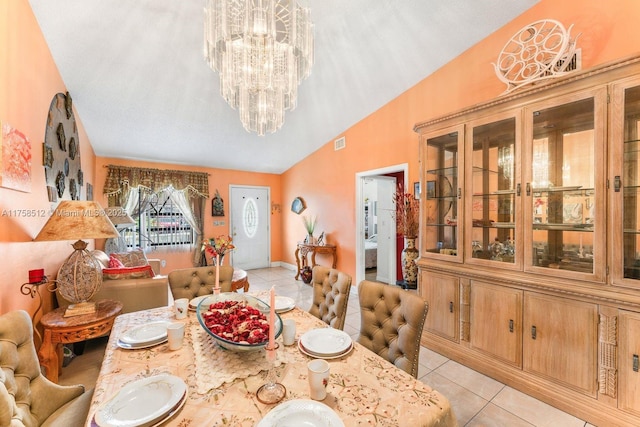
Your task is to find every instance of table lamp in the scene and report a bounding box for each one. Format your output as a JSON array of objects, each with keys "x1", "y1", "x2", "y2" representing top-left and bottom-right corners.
[
  {"x1": 105, "y1": 206, "x2": 135, "y2": 253},
  {"x1": 34, "y1": 201, "x2": 119, "y2": 316}
]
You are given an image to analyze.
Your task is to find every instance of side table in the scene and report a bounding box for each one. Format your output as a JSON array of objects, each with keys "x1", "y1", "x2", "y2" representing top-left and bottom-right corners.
[
  {"x1": 38, "y1": 299, "x2": 123, "y2": 383},
  {"x1": 232, "y1": 269, "x2": 250, "y2": 292},
  {"x1": 295, "y1": 243, "x2": 337, "y2": 280}
]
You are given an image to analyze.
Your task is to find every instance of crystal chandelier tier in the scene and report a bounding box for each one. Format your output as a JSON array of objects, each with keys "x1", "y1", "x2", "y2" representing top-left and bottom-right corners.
[{"x1": 204, "y1": 0, "x2": 314, "y2": 136}]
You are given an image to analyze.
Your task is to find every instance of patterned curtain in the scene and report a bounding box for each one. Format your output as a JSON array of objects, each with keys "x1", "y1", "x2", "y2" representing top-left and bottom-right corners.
[{"x1": 103, "y1": 165, "x2": 209, "y2": 204}]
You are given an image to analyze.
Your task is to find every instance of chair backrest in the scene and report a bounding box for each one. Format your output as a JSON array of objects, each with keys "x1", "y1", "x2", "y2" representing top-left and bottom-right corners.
[
  {"x1": 0, "y1": 310, "x2": 85, "y2": 426},
  {"x1": 308, "y1": 266, "x2": 352, "y2": 330},
  {"x1": 356, "y1": 280, "x2": 429, "y2": 378},
  {"x1": 168, "y1": 265, "x2": 234, "y2": 300}
]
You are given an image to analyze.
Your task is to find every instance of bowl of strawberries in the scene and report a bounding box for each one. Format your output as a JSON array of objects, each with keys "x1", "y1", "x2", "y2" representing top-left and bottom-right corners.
[{"x1": 196, "y1": 293, "x2": 283, "y2": 352}]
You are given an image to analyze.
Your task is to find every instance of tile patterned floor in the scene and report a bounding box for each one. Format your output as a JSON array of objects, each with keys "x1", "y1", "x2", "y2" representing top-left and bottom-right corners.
[{"x1": 60, "y1": 267, "x2": 596, "y2": 426}]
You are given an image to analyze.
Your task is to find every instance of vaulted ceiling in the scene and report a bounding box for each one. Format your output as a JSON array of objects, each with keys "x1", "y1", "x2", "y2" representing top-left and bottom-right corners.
[{"x1": 29, "y1": 0, "x2": 538, "y2": 173}]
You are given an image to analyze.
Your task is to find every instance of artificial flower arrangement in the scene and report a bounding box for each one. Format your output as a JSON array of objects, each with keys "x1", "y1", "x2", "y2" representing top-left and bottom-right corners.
[
  {"x1": 394, "y1": 189, "x2": 420, "y2": 238},
  {"x1": 301, "y1": 215, "x2": 317, "y2": 236},
  {"x1": 202, "y1": 234, "x2": 236, "y2": 258}
]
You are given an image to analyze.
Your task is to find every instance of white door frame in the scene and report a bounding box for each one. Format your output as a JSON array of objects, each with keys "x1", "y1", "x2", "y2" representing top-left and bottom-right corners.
[{"x1": 355, "y1": 163, "x2": 408, "y2": 286}]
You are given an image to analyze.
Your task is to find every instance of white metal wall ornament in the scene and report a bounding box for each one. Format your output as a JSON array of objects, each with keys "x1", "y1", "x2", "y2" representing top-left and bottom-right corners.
[{"x1": 493, "y1": 19, "x2": 580, "y2": 94}]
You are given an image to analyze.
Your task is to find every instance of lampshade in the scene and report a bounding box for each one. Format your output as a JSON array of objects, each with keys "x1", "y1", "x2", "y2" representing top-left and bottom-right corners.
[
  {"x1": 35, "y1": 201, "x2": 119, "y2": 316},
  {"x1": 105, "y1": 206, "x2": 136, "y2": 229}
]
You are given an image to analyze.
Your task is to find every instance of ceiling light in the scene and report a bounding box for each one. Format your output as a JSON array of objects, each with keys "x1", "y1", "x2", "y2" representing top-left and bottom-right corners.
[{"x1": 204, "y1": 0, "x2": 314, "y2": 135}]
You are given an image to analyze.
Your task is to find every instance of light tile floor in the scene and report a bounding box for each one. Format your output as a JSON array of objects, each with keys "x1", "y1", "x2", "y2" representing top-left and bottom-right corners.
[{"x1": 60, "y1": 267, "x2": 596, "y2": 426}]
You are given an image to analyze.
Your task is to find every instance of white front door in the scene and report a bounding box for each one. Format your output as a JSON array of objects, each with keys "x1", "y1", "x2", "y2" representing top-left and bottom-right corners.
[
  {"x1": 376, "y1": 176, "x2": 397, "y2": 284},
  {"x1": 229, "y1": 185, "x2": 270, "y2": 270}
]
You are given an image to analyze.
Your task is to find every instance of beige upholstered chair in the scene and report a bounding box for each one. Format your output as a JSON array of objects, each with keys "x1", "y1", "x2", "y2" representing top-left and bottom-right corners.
[
  {"x1": 0, "y1": 310, "x2": 93, "y2": 427},
  {"x1": 308, "y1": 266, "x2": 352, "y2": 330},
  {"x1": 357, "y1": 280, "x2": 429, "y2": 378},
  {"x1": 168, "y1": 265, "x2": 234, "y2": 300}
]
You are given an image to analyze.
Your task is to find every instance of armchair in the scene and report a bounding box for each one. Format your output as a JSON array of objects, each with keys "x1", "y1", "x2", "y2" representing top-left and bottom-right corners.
[{"x1": 0, "y1": 310, "x2": 92, "y2": 426}]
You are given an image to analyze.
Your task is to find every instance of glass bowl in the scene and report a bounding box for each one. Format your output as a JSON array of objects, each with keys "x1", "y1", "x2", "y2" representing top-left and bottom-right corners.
[{"x1": 196, "y1": 292, "x2": 282, "y2": 352}]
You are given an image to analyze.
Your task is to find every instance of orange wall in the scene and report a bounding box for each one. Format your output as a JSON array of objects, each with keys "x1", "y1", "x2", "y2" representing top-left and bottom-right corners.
[
  {"x1": 3, "y1": 0, "x2": 640, "y2": 316},
  {"x1": 280, "y1": 0, "x2": 640, "y2": 282},
  {"x1": 0, "y1": 0, "x2": 97, "y2": 318},
  {"x1": 94, "y1": 157, "x2": 282, "y2": 274}
]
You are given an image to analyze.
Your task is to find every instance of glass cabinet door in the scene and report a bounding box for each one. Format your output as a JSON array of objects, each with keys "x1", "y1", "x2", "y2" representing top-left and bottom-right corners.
[
  {"x1": 524, "y1": 88, "x2": 606, "y2": 281},
  {"x1": 467, "y1": 114, "x2": 520, "y2": 268},
  {"x1": 611, "y1": 79, "x2": 640, "y2": 288},
  {"x1": 421, "y1": 125, "x2": 464, "y2": 261}
]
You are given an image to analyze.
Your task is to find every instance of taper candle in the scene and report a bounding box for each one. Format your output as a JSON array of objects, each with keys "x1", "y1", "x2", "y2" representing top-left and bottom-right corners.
[
  {"x1": 214, "y1": 254, "x2": 220, "y2": 295},
  {"x1": 268, "y1": 286, "x2": 276, "y2": 353}
]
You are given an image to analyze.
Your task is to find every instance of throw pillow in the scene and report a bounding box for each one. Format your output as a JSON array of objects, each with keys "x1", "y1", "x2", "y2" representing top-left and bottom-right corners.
[
  {"x1": 108, "y1": 255, "x2": 125, "y2": 268},
  {"x1": 110, "y1": 248, "x2": 148, "y2": 267},
  {"x1": 103, "y1": 265, "x2": 155, "y2": 280}
]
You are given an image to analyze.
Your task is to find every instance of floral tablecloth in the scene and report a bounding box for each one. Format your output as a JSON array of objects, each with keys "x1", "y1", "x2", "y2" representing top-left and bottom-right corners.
[{"x1": 86, "y1": 305, "x2": 457, "y2": 427}]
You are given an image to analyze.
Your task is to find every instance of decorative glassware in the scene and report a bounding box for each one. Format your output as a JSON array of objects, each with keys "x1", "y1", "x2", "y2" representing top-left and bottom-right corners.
[{"x1": 256, "y1": 348, "x2": 286, "y2": 404}]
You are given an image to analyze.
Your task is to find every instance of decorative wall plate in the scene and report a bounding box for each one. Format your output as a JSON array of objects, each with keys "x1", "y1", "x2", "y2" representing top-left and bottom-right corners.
[
  {"x1": 44, "y1": 92, "x2": 82, "y2": 201},
  {"x1": 77, "y1": 169, "x2": 83, "y2": 186},
  {"x1": 291, "y1": 197, "x2": 306, "y2": 214}
]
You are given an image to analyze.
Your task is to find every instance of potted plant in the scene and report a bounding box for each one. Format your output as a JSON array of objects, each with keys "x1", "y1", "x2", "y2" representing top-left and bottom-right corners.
[{"x1": 302, "y1": 215, "x2": 317, "y2": 244}]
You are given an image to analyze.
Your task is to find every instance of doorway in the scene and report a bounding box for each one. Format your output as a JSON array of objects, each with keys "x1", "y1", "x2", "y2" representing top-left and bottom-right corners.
[
  {"x1": 355, "y1": 164, "x2": 408, "y2": 286},
  {"x1": 229, "y1": 185, "x2": 271, "y2": 270}
]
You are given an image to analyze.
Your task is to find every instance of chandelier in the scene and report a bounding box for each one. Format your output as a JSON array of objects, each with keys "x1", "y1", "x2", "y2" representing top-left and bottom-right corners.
[{"x1": 204, "y1": 0, "x2": 314, "y2": 135}]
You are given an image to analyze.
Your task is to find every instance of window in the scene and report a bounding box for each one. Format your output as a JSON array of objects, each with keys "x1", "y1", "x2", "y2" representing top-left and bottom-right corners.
[{"x1": 123, "y1": 187, "x2": 194, "y2": 249}]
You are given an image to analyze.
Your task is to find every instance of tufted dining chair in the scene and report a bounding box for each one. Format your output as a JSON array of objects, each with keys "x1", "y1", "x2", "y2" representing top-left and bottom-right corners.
[
  {"x1": 0, "y1": 310, "x2": 93, "y2": 427},
  {"x1": 308, "y1": 266, "x2": 352, "y2": 330},
  {"x1": 168, "y1": 265, "x2": 234, "y2": 300},
  {"x1": 357, "y1": 280, "x2": 429, "y2": 378}
]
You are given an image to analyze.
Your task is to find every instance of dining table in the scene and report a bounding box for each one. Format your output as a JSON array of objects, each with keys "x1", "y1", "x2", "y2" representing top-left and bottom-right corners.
[{"x1": 85, "y1": 294, "x2": 457, "y2": 427}]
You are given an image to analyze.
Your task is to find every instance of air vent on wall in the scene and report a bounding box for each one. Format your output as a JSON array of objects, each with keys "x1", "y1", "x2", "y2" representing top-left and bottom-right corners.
[
  {"x1": 543, "y1": 48, "x2": 582, "y2": 77},
  {"x1": 334, "y1": 137, "x2": 346, "y2": 151}
]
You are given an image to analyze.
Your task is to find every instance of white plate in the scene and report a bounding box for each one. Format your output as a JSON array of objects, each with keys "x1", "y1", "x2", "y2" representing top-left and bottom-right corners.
[
  {"x1": 120, "y1": 321, "x2": 172, "y2": 345},
  {"x1": 300, "y1": 329, "x2": 352, "y2": 356},
  {"x1": 117, "y1": 337, "x2": 168, "y2": 350},
  {"x1": 275, "y1": 296, "x2": 296, "y2": 313},
  {"x1": 298, "y1": 340, "x2": 354, "y2": 360},
  {"x1": 189, "y1": 295, "x2": 208, "y2": 311},
  {"x1": 95, "y1": 374, "x2": 187, "y2": 427},
  {"x1": 257, "y1": 399, "x2": 344, "y2": 427}
]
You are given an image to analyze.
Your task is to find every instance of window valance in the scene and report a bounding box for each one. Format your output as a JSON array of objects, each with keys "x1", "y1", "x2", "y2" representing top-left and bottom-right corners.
[{"x1": 103, "y1": 165, "x2": 209, "y2": 199}]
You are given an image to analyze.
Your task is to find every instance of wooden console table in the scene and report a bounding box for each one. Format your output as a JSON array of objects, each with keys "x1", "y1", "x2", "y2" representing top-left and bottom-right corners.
[
  {"x1": 38, "y1": 299, "x2": 122, "y2": 382},
  {"x1": 295, "y1": 242, "x2": 337, "y2": 279}
]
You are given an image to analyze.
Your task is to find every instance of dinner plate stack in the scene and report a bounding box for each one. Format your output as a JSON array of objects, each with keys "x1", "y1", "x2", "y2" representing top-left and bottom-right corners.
[
  {"x1": 298, "y1": 328, "x2": 354, "y2": 359},
  {"x1": 94, "y1": 374, "x2": 187, "y2": 427},
  {"x1": 274, "y1": 295, "x2": 296, "y2": 313},
  {"x1": 117, "y1": 321, "x2": 172, "y2": 350}
]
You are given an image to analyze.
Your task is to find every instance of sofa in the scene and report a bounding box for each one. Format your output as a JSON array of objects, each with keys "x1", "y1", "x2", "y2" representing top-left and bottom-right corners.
[{"x1": 56, "y1": 249, "x2": 169, "y2": 314}]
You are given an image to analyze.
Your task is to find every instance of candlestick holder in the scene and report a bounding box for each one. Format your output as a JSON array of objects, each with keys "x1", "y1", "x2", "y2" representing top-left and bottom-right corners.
[{"x1": 256, "y1": 345, "x2": 286, "y2": 404}]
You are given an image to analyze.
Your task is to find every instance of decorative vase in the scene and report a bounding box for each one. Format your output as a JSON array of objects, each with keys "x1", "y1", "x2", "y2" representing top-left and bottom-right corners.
[
  {"x1": 300, "y1": 266, "x2": 313, "y2": 284},
  {"x1": 306, "y1": 234, "x2": 315, "y2": 245},
  {"x1": 401, "y1": 237, "x2": 419, "y2": 289},
  {"x1": 212, "y1": 253, "x2": 225, "y2": 265}
]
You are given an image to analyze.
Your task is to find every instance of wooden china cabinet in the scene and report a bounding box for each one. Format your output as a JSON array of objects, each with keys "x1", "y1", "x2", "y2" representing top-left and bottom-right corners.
[{"x1": 415, "y1": 55, "x2": 640, "y2": 426}]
